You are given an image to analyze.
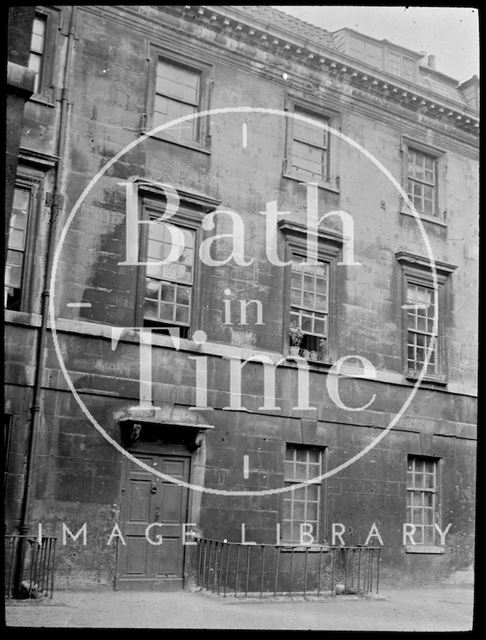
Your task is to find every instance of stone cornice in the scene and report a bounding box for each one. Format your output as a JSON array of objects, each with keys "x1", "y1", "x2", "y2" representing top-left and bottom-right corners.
[
  {"x1": 165, "y1": 5, "x2": 479, "y2": 136},
  {"x1": 80, "y1": 5, "x2": 478, "y2": 138},
  {"x1": 395, "y1": 251, "x2": 458, "y2": 279}
]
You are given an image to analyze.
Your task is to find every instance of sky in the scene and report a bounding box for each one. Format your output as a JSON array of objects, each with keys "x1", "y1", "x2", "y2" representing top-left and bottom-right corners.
[{"x1": 273, "y1": 6, "x2": 479, "y2": 83}]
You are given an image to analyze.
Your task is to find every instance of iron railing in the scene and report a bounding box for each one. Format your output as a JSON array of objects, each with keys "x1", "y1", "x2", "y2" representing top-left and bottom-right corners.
[
  {"x1": 5, "y1": 535, "x2": 57, "y2": 599},
  {"x1": 196, "y1": 538, "x2": 380, "y2": 598}
]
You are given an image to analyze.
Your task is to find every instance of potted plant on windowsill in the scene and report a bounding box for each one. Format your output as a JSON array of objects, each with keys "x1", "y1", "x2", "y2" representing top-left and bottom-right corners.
[{"x1": 289, "y1": 321, "x2": 304, "y2": 356}]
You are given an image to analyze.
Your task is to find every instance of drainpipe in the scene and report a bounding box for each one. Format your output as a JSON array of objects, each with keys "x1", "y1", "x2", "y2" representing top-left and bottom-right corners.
[{"x1": 13, "y1": 6, "x2": 77, "y2": 596}]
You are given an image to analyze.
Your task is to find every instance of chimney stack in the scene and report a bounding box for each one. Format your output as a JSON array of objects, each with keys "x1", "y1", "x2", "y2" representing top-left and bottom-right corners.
[{"x1": 427, "y1": 54, "x2": 436, "y2": 70}]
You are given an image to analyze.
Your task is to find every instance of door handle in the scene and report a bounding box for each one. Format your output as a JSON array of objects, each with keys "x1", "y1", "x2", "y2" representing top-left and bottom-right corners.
[{"x1": 151, "y1": 485, "x2": 157, "y2": 494}]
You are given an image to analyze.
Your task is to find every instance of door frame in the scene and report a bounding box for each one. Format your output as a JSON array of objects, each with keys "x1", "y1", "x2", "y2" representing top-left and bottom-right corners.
[{"x1": 114, "y1": 441, "x2": 199, "y2": 590}]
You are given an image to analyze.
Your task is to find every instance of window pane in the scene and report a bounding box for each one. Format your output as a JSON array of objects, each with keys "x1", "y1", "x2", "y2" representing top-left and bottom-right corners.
[
  {"x1": 424, "y1": 527, "x2": 435, "y2": 545},
  {"x1": 156, "y1": 60, "x2": 200, "y2": 104},
  {"x1": 176, "y1": 286, "x2": 190, "y2": 305},
  {"x1": 175, "y1": 305, "x2": 189, "y2": 324},
  {"x1": 145, "y1": 279, "x2": 159, "y2": 299},
  {"x1": 159, "y1": 301, "x2": 174, "y2": 321},
  {"x1": 160, "y1": 282, "x2": 175, "y2": 302},
  {"x1": 5, "y1": 264, "x2": 22, "y2": 288},
  {"x1": 32, "y1": 16, "x2": 46, "y2": 38},
  {"x1": 283, "y1": 445, "x2": 322, "y2": 541},
  {"x1": 291, "y1": 140, "x2": 326, "y2": 178},
  {"x1": 31, "y1": 33, "x2": 44, "y2": 53},
  {"x1": 293, "y1": 501, "x2": 306, "y2": 520},
  {"x1": 153, "y1": 97, "x2": 197, "y2": 140},
  {"x1": 13, "y1": 187, "x2": 31, "y2": 215},
  {"x1": 144, "y1": 298, "x2": 158, "y2": 319},
  {"x1": 293, "y1": 110, "x2": 328, "y2": 148}
]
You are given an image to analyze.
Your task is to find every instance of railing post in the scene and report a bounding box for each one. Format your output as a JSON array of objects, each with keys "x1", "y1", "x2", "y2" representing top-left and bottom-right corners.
[
  {"x1": 376, "y1": 548, "x2": 381, "y2": 594},
  {"x1": 357, "y1": 547, "x2": 362, "y2": 593},
  {"x1": 344, "y1": 547, "x2": 349, "y2": 592},
  {"x1": 245, "y1": 546, "x2": 251, "y2": 597},
  {"x1": 28, "y1": 540, "x2": 36, "y2": 602},
  {"x1": 303, "y1": 546, "x2": 309, "y2": 598},
  {"x1": 203, "y1": 539, "x2": 208, "y2": 589},
  {"x1": 235, "y1": 545, "x2": 240, "y2": 597},
  {"x1": 212, "y1": 541, "x2": 218, "y2": 593},
  {"x1": 260, "y1": 545, "x2": 265, "y2": 598},
  {"x1": 367, "y1": 548, "x2": 372, "y2": 593},
  {"x1": 351, "y1": 548, "x2": 355, "y2": 592},
  {"x1": 274, "y1": 546, "x2": 280, "y2": 597},
  {"x1": 39, "y1": 538, "x2": 47, "y2": 595},
  {"x1": 50, "y1": 538, "x2": 57, "y2": 598},
  {"x1": 7, "y1": 537, "x2": 16, "y2": 598},
  {"x1": 288, "y1": 548, "x2": 294, "y2": 597},
  {"x1": 223, "y1": 542, "x2": 230, "y2": 597},
  {"x1": 317, "y1": 547, "x2": 322, "y2": 596},
  {"x1": 331, "y1": 547, "x2": 336, "y2": 596},
  {"x1": 197, "y1": 538, "x2": 203, "y2": 587}
]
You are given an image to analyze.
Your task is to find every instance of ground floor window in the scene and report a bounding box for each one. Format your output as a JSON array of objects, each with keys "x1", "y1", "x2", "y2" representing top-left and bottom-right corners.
[
  {"x1": 406, "y1": 455, "x2": 439, "y2": 544},
  {"x1": 282, "y1": 444, "x2": 323, "y2": 542}
]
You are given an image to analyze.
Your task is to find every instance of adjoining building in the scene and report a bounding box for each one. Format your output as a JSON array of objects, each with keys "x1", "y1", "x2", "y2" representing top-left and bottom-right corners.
[{"x1": 5, "y1": 5, "x2": 478, "y2": 591}]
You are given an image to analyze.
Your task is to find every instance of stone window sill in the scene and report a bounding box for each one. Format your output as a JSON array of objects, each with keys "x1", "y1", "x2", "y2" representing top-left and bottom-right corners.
[
  {"x1": 141, "y1": 129, "x2": 211, "y2": 155},
  {"x1": 282, "y1": 172, "x2": 340, "y2": 194},
  {"x1": 29, "y1": 93, "x2": 55, "y2": 108},
  {"x1": 405, "y1": 545, "x2": 444, "y2": 554},
  {"x1": 400, "y1": 208, "x2": 447, "y2": 227},
  {"x1": 405, "y1": 370, "x2": 447, "y2": 386}
]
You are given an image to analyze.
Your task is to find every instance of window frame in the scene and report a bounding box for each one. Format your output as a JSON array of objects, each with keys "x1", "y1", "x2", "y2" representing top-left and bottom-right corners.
[
  {"x1": 144, "y1": 44, "x2": 214, "y2": 153},
  {"x1": 5, "y1": 168, "x2": 44, "y2": 312},
  {"x1": 396, "y1": 251, "x2": 457, "y2": 384},
  {"x1": 283, "y1": 95, "x2": 341, "y2": 193},
  {"x1": 279, "y1": 220, "x2": 343, "y2": 363},
  {"x1": 134, "y1": 182, "x2": 221, "y2": 334},
  {"x1": 281, "y1": 443, "x2": 327, "y2": 544},
  {"x1": 385, "y1": 50, "x2": 417, "y2": 81},
  {"x1": 404, "y1": 454, "x2": 445, "y2": 553},
  {"x1": 28, "y1": 7, "x2": 60, "y2": 104},
  {"x1": 400, "y1": 136, "x2": 447, "y2": 225},
  {"x1": 289, "y1": 257, "x2": 330, "y2": 360},
  {"x1": 405, "y1": 281, "x2": 439, "y2": 378}
]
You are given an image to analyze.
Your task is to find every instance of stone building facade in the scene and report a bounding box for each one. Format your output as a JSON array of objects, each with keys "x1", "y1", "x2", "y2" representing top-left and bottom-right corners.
[{"x1": 5, "y1": 5, "x2": 478, "y2": 590}]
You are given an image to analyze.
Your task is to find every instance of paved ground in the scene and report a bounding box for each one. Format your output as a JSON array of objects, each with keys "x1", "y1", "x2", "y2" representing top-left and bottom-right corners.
[{"x1": 5, "y1": 585, "x2": 474, "y2": 631}]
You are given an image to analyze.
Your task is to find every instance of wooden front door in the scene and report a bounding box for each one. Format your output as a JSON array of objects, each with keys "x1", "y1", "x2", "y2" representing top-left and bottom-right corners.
[{"x1": 116, "y1": 452, "x2": 191, "y2": 590}]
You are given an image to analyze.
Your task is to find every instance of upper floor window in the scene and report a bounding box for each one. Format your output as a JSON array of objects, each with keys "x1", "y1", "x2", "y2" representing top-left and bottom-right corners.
[
  {"x1": 407, "y1": 148, "x2": 437, "y2": 217},
  {"x1": 405, "y1": 283, "x2": 437, "y2": 376},
  {"x1": 400, "y1": 137, "x2": 446, "y2": 224},
  {"x1": 5, "y1": 183, "x2": 34, "y2": 311},
  {"x1": 291, "y1": 106, "x2": 330, "y2": 182},
  {"x1": 284, "y1": 97, "x2": 340, "y2": 192},
  {"x1": 290, "y1": 260, "x2": 329, "y2": 360},
  {"x1": 135, "y1": 183, "x2": 221, "y2": 336},
  {"x1": 406, "y1": 455, "x2": 439, "y2": 546},
  {"x1": 28, "y1": 14, "x2": 47, "y2": 94},
  {"x1": 146, "y1": 46, "x2": 213, "y2": 150},
  {"x1": 282, "y1": 444, "x2": 323, "y2": 543},
  {"x1": 396, "y1": 251, "x2": 456, "y2": 383},
  {"x1": 154, "y1": 59, "x2": 200, "y2": 142},
  {"x1": 143, "y1": 208, "x2": 196, "y2": 337},
  {"x1": 280, "y1": 220, "x2": 343, "y2": 363}
]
